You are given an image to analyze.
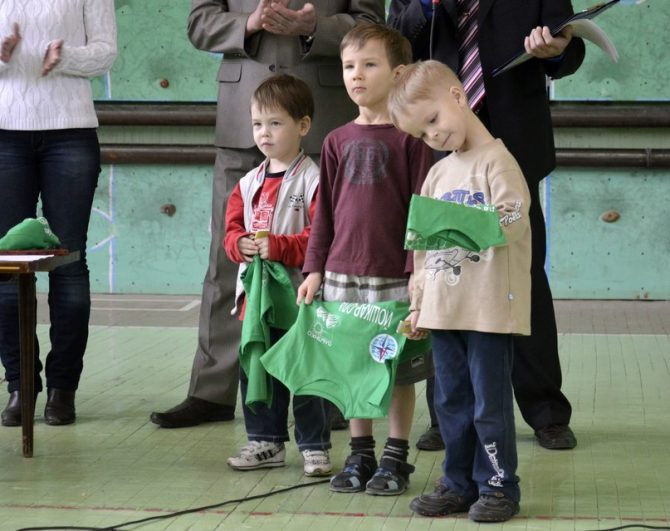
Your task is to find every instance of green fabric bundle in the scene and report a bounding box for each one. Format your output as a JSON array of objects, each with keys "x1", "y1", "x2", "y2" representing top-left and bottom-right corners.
[
  {"x1": 239, "y1": 255, "x2": 299, "y2": 409},
  {"x1": 0, "y1": 217, "x2": 60, "y2": 251},
  {"x1": 405, "y1": 195, "x2": 505, "y2": 252}
]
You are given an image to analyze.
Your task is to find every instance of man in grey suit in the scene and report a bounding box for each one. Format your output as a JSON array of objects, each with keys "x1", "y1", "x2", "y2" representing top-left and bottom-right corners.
[{"x1": 150, "y1": 0, "x2": 385, "y2": 428}]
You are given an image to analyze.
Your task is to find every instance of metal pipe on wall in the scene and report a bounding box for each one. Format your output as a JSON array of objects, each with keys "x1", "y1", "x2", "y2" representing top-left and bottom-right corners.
[{"x1": 101, "y1": 145, "x2": 670, "y2": 168}]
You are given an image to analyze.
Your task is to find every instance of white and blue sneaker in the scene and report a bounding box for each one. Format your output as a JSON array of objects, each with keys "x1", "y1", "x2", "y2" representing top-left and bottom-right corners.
[{"x1": 227, "y1": 441, "x2": 286, "y2": 470}]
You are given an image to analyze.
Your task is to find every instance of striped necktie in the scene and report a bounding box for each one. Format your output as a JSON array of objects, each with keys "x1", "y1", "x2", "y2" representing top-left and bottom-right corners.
[{"x1": 457, "y1": 0, "x2": 485, "y2": 111}]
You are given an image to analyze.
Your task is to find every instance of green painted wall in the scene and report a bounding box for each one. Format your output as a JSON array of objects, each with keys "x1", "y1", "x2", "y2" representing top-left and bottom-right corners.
[
  {"x1": 553, "y1": 0, "x2": 668, "y2": 101},
  {"x1": 35, "y1": 0, "x2": 670, "y2": 299}
]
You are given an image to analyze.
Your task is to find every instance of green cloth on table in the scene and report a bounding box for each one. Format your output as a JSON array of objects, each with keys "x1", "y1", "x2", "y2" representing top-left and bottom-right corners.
[
  {"x1": 0, "y1": 217, "x2": 60, "y2": 251},
  {"x1": 405, "y1": 195, "x2": 506, "y2": 252}
]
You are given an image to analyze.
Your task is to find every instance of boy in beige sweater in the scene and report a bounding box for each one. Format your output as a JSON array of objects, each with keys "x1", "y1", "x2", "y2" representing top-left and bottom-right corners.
[{"x1": 389, "y1": 60, "x2": 531, "y2": 523}]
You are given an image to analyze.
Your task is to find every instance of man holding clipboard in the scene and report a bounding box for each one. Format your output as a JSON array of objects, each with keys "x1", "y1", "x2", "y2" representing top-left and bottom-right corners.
[{"x1": 388, "y1": 0, "x2": 586, "y2": 451}]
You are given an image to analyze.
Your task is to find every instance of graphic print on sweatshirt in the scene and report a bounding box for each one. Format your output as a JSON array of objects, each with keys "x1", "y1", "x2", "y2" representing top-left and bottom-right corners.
[
  {"x1": 424, "y1": 184, "x2": 494, "y2": 286},
  {"x1": 342, "y1": 139, "x2": 390, "y2": 184}
]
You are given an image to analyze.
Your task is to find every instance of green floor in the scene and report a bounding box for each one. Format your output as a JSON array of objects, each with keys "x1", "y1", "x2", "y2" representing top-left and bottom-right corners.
[{"x1": 0, "y1": 298, "x2": 669, "y2": 531}]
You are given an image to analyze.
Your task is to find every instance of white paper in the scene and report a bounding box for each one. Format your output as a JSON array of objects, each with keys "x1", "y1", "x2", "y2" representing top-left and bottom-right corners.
[{"x1": 0, "y1": 254, "x2": 56, "y2": 262}]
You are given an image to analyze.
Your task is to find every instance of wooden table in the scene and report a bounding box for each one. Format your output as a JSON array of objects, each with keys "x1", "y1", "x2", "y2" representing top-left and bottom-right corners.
[{"x1": 0, "y1": 250, "x2": 80, "y2": 457}]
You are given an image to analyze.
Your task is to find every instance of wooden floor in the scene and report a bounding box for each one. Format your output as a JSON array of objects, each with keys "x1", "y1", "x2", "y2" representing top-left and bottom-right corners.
[{"x1": 1, "y1": 296, "x2": 669, "y2": 531}]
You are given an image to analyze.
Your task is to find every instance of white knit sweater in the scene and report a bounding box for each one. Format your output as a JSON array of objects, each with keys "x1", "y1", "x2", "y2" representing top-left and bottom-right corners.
[{"x1": 0, "y1": 0, "x2": 117, "y2": 131}]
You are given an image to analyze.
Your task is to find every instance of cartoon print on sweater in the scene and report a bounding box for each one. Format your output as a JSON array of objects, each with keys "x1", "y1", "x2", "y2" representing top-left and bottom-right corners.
[{"x1": 423, "y1": 184, "x2": 497, "y2": 286}]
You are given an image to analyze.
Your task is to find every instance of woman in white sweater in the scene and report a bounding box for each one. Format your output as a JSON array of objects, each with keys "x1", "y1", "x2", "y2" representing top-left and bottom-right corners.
[{"x1": 0, "y1": 0, "x2": 116, "y2": 426}]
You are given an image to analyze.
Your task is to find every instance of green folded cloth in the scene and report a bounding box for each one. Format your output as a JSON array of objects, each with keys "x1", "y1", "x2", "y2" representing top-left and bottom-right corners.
[
  {"x1": 0, "y1": 217, "x2": 60, "y2": 251},
  {"x1": 239, "y1": 256, "x2": 299, "y2": 410},
  {"x1": 405, "y1": 195, "x2": 505, "y2": 252}
]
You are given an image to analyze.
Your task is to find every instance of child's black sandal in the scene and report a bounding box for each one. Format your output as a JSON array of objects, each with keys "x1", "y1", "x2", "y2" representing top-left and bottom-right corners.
[
  {"x1": 365, "y1": 457, "x2": 415, "y2": 496},
  {"x1": 329, "y1": 454, "x2": 378, "y2": 493}
]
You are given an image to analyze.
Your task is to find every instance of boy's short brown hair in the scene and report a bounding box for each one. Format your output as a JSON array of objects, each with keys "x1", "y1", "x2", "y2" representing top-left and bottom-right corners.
[
  {"x1": 340, "y1": 23, "x2": 412, "y2": 69},
  {"x1": 250, "y1": 73, "x2": 315, "y2": 121},
  {"x1": 388, "y1": 60, "x2": 463, "y2": 127}
]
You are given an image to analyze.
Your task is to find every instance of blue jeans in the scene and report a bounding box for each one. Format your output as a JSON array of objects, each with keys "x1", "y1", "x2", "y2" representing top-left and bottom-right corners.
[
  {"x1": 0, "y1": 128, "x2": 100, "y2": 393},
  {"x1": 239, "y1": 328, "x2": 331, "y2": 452},
  {"x1": 431, "y1": 329, "x2": 520, "y2": 502}
]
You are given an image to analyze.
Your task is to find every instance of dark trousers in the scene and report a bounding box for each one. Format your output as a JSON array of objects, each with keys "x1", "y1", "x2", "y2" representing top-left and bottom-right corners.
[
  {"x1": 0, "y1": 128, "x2": 100, "y2": 392},
  {"x1": 511, "y1": 189, "x2": 572, "y2": 430},
  {"x1": 432, "y1": 329, "x2": 520, "y2": 502},
  {"x1": 239, "y1": 328, "x2": 331, "y2": 452}
]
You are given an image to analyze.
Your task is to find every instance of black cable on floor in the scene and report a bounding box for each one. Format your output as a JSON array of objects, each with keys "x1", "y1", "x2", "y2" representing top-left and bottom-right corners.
[
  {"x1": 586, "y1": 526, "x2": 670, "y2": 531},
  {"x1": 14, "y1": 478, "x2": 330, "y2": 531}
]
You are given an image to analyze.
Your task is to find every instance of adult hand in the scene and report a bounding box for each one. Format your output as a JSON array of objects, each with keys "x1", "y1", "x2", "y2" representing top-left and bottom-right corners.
[
  {"x1": 1, "y1": 23, "x2": 21, "y2": 63},
  {"x1": 261, "y1": 1, "x2": 317, "y2": 37},
  {"x1": 296, "y1": 272, "x2": 322, "y2": 306},
  {"x1": 246, "y1": 0, "x2": 275, "y2": 36},
  {"x1": 41, "y1": 39, "x2": 64, "y2": 76},
  {"x1": 524, "y1": 25, "x2": 572, "y2": 59},
  {"x1": 237, "y1": 235, "x2": 259, "y2": 263}
]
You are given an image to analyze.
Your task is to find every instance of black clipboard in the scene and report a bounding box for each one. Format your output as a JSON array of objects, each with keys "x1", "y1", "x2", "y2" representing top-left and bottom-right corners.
[{"x1": 492, "y1": 0, "x2": 620, "y2": 77}]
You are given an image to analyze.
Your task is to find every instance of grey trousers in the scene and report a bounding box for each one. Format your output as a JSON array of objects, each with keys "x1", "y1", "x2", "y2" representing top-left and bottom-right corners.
[{"x1": 188, "y1": 146, "x2": 264, "y2": 406}]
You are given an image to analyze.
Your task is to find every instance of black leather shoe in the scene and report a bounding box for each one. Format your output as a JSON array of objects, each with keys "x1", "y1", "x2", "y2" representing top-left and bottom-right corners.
[
  {"x1": 534, "y1": 424, "x2": 577, "y2": 450},
  {"x1": 409, "y1": 482, "x2": 477, "y2": 517},
  {"x1": 44, "y1": 388, "x2": 76, "y2": 425},
  {"x1": 416, "y1": 425, "x2": 445, "y2": 451},
  {"x1": 149, "y1": 396, "x2": 234, "y2": 428},
  {"x1": 1, "y1": 391, "x2": 22, "y2": 427}
]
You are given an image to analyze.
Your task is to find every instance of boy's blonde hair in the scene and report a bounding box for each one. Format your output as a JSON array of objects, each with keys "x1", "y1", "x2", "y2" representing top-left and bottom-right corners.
[
  {"x1": 340, "y1": 24, "x2": 412, "y2": 69},
  {"x1": 250, "y1": 73, "x2": 315, "y2": 121},
  {"x1": 388, "y1": 60, "x2": 464, "y2": 127}
]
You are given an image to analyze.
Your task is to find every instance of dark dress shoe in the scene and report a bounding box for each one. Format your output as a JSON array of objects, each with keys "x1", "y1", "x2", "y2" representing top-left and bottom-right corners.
[
  {"x1": 44, "y1": 388, "x2": 76, "y2": 426},
  {"x1": 534, "y1": 424, "x2": 577, "y2": 450},
  {"x1": 1, "y1": 391, "x2": 22, "y2": 427},
  {"x1": 416, "y1": 425, "x2": 445, "y2": 451},
  {"x1": 149, "y1": 396, "x2": 234, "y2": 428}
]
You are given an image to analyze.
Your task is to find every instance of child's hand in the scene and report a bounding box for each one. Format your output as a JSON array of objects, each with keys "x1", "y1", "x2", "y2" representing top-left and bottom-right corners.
[
  {"x1": 403, "y1": 310, "x2": 429, "y2": 341},
  {"x1": 255, "y1": 234, "x2": 270, "y2": 260},
  {"x1": 297, "y1": 272, "x2": 322, "y2": 306},
  {"x1": 237, "y1": 234, "x2": 259, "y2": 262}
]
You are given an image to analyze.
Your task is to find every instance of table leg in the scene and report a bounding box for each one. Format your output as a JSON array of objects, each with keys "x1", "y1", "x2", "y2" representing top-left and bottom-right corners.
[{"x1": 18, "y1": 273, "x2": 36, "y2": 458}]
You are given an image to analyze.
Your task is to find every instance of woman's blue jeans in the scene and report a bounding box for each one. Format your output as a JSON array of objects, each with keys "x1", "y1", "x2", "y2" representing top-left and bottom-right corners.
[
  {"x1": 0, "y1": 128, "x2": 100, "y2": 393},
  {"x1": 431, "y1": 329, "x2": 520, "y2": 502}
]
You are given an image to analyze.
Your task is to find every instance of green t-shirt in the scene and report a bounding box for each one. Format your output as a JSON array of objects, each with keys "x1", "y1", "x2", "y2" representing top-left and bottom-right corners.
[
  {"x1": 405, "y1": 194, "x2": 505, "y2": 252},
  {"x1": 260, "y1": 300, "x2": 431, "y2": 419}
]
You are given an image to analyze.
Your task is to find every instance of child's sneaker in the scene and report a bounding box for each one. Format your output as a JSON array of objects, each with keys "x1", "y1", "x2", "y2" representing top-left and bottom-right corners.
[
  {"x1": 468, "y1": 492, "x2": 520, "y2": 522},
  {"x1": 227, "y1": 441, "x2": 286, "y2": 470},
  {"x1": 301, "y1": 449, "x2": 333, "y2": 477}
]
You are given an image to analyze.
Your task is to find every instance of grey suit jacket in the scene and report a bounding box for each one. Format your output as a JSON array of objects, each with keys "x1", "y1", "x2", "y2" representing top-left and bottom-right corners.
[{"x1": 188, "y1": 0, "x2": 385, "y2": 153}]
